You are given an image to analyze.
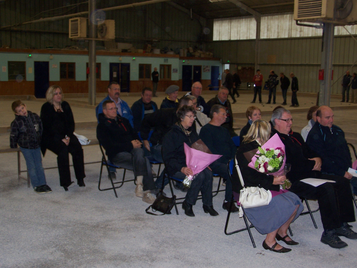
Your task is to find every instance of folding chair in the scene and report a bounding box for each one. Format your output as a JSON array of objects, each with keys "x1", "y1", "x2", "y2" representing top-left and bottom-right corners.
[
  {"x1": 300, "y1": 198, "x2": 319, "y2": 229},
  {"x1": 98, "y1": 144, "x2": 135, "y2": 198}
]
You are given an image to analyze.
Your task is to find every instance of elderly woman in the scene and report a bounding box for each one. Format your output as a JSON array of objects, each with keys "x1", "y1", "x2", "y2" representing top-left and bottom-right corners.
[
  {"x1": 301, "y1": 105, "x2": 319, "y2": 141},
  {"x1": 233, "y1": 120, "x2": 303, "y2": 253},
  {"x1": 239, "y1": 106, "x2": 261, "y2": 142},
  {"x1": 162, "y1": 105, "x2": 218, "y2": 217},
  {"x1": 40, "y1": 85, "x2": 85, "y2": 191}
]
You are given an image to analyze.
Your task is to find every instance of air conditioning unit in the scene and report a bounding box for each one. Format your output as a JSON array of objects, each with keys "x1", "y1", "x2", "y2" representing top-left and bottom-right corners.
[
  {"x1": 294, "y1": 0, "x2": 357, "y2": 25},
  {"x1": 69, "y1": 17, "x2": 87, "y2": 38},
  {"x1": 97, "y1": 20, "x2": 115, "y2": 39}
]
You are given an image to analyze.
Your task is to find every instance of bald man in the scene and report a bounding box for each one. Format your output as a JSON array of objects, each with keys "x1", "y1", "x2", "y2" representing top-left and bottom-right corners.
[{"x1": 185, "y1": 82, "x2": 210, "y2": 115}]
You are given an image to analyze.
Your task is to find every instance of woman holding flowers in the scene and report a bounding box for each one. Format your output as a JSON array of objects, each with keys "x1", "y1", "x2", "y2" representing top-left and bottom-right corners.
[{"x1": 233, "y1": 120, "x2": 303, "y2": 253}]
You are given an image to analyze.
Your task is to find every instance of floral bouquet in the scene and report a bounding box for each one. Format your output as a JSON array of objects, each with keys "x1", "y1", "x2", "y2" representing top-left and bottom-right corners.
[{"x1": 183, "y1": 142, "x2": 222, "y2": 188}]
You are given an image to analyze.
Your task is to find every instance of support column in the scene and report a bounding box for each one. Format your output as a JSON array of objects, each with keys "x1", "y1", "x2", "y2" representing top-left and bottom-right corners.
[
  {"x1": 319, "y1": 23, "x2": 334, "y2": 106},
  {"x1": 88, "y1": 0, "x2": 96, "y2": 106},
  {"x1": 254, "y1": 16, "x2": 261, "y2": 72}
]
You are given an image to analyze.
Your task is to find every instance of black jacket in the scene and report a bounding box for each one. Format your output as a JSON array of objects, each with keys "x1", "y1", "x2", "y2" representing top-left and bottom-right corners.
[
  {"x1": 162, "y1": 124, "x2": 199, "y2": 177},
  {"x1": 10, "y1": 111, "x2": 42, "y2": 149},
  {"x1": 131, "y1": 98, "x2": 158, "y2": 132},
  {"x1": 207, "y1": 96, "x2": 235, "y2": 136},
  {"x1": 280, "y1": 75, "x2": 290, "y2": 90},
  {"x1": 97, "y1": 113, "x2": 139, "y2": 161},
  {"x1": 40, "y1": 101, "x2": 75, "y2": 155},
  {"x1": 291, "y1": 77, "x2": 299, "y2": 91}
]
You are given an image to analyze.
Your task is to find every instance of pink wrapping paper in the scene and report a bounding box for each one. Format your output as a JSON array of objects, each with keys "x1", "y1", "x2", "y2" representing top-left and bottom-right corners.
[
  {"x1": 247, "y1": 133, "x2": 286, "y2": 176},
  {"x1": 184, "y1": 143, "x2": 222, "y2": 175}
]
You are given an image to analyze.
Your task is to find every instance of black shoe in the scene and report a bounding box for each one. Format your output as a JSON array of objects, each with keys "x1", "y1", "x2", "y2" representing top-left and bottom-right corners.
[
  {"x1": 78, "y1": 180, "x2": 86, "y2": 187},
  {"x1": 335, "y1": 223, "x2": 357, "y2": 239},
  {"x1": 262, "y1": 241, "x2": 291, "y2": 253},
  {"x1": 34, "y1": 185, "x2": 47, "y2": 194},
  {"x1": 232, "y1": 100, "x2": 237, "y2": 104},
  {"x1": 273, "y1": 102, "x2": 276, "y2": 104},
  {"x1": 251, "y1": 101, "x2": 255, "y2": 103},
  {"x1": 321, "y1": 230, "x2": 348, "y2": 248},
  {"x1": 43, "y1": 185, "x2": 52, "y2": 193},
  {"x1": 276, "y1": 234, "x2": 299, "y2": 245},
  {"x1": 222, "y1": 201, "x2": 239, "y2": 212},
  {"x1": 108, "y1": 171, "x2": 116, "y2": 180},
  {"x1": 203, "y1": 205, "x2": 219, "y2": 216},
  {"x1": 266, "y1": 102, "x2": 271, "y2": 104},
  {"x1": 63, "y1": 181, "x2": 74, "y2": 192},
  {"x1": 282, "y1": 102, "x2": 287, "y2": 105},
  {"x1": 290, "y1": 105, "x2": 294, "y2": 107},
  {"x1": 182, "y1": 200, "x2": 195, "y2": 217}
]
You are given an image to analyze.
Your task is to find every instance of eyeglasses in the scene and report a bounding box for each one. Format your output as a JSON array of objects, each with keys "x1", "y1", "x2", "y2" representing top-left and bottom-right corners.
[
  {"x1": 106, "y1": 107, "x2": 118, "y2": 111},
  {"x1": 278, "y1": 118, "x2": 293, "y2": 123},
  {"x1": 185, "y1": 115, "x2": 196, "y2": 119}
]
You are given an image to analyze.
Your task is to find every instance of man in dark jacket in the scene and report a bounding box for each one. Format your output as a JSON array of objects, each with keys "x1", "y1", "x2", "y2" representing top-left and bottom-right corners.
[
  {"x1": 290, "y1": 72, "x2": 299, "y2": 107},
  {"x1": 306, "y1": 106, "x2": 355, "y2": 194},
  {"x1": 185, "y1": 81, "x2": 210, "y2": 115},
  {"x1": 271, "y1": 107, "x2": 356, "y2": 249},
  {"x1": 279, "y1": 72, "x2": 290, "y2": 105},
  {"x1": 97, "y1": 100, "x2": 156, "y2": 204},
  {"x1": 341, "y1": 70, "x2": 352, "y2": 102},
  {"x1": 224, "y1": 70, "x2": 236, "y2": 103},
  {"x1": 131, "y1": 87, "x2": 158, "y2": 132},
  {"x1": 266, "y1": 70, "x2": 278, "y2": 104}
]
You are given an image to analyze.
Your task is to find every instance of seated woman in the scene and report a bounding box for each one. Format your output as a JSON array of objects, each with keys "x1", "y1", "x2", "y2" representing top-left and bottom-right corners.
[
  {"x1": 301, "y1": 105, "x2": 319, "y2": 141},
  {"x1": 162, "y1": 105, "x2": 218, "y2": 217},
  {"x1": 161, "y1": 85, "x2": 179, "y2": 109},
  {"x1": 239, "y1": 106, "x2": 261, "y2": 142},
  {"x1": 41, "y1": 85, "x2": 86, "y2": 191},
  {"x1": 233, "y1": 120, "x2": 303, "y2": 253}
]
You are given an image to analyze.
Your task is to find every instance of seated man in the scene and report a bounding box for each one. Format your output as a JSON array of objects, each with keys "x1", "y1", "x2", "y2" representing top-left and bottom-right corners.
[
  {"x1": 306, "y1": 106, "x2": 355, "y2": 195},
  {"x1": 131, "y1": 87, "x2": 158, "y2": 133},
  {"x1": 199, "y1": 104, "x2": 238, "y2": 212},
  {"x1": 271, "y1": 107, "x2": 356, "y2": 249},
  {"x1": 96, "y1": 82, "x2": 133, "y2": 127},
  {"x1": 185, "y1": 81, "x2": 210, "y2": 115},
  {"x1": 97, "y1": 100, "x2": 156, "y2": 204},
  {"x1": 160, "y1": 85, "x2": 179, "y2": 109},
  {"x1": 207, "y1": 86, "x2": 237, "y2": 137}
]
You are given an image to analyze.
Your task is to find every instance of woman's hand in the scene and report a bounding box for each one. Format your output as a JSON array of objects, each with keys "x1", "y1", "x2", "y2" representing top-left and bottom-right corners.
[
  {"x1": 61, "y1": 136, "x2": 70, "y2": 146},
  {"x1": 273, "y1": 175, "x2": 286, "y2": 185},
  {"x1": 181, "y1": 167, "x2": 193, "y2": 176}
]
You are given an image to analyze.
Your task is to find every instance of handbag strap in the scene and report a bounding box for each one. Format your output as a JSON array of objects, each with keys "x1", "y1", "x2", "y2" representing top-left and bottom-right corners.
[
  {"x1": 234, "y1": 157, "x2": 245, "y2": 188},
  {"x1": 145, "y1": 205, "x2": 166, "y2": 216}
]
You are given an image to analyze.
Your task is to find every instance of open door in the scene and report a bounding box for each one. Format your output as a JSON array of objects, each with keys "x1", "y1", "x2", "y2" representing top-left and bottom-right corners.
[{"x1": 34, "y1": 62, "x2": 49, "y2": 98}]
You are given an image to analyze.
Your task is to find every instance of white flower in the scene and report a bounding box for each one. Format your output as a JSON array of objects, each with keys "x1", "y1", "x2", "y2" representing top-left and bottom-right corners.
[
  {"x1": 274, "y1": 149, "x2": 280, "y2": 155},
  {"x1": 267, "y1": 165, "x2": 274, "y2": 171},
  {"x1": 259, "y1": 167, "x2": 265, "y2": 173},
  {"x1": 278, "y1": 156, "x2": 283, "y2": 161}
]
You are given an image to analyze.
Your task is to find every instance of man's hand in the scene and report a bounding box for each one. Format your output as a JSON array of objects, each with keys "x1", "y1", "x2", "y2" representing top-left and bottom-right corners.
[
  {"x1": 61, "y1": 136, "x2": 70, "y2": 146},
  {"x1": 344, "y1": 171, "x2": 353, "y2": 180},
  {"x1": 309, "y1": 157, "x2": 322, "y2": 171},
  {"x1": 143, "y1": 140, "x2": 150, "y2": 151},
  {"x1": 131, "y1": 139, "x2": 142, "y2": 149}
]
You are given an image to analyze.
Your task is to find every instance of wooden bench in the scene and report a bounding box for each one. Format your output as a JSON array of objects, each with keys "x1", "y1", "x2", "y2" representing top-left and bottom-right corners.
[{"x1": 0, "y1": 139, "x2": 100, "y2": 188}]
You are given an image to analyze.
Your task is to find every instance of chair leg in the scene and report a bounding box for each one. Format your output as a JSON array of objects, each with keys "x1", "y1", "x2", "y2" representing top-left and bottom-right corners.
[
  {"x1": 242, "y1": 213, "x2": 256, "y2": 248},
  {"x1": 168, "y1": 178, "x2": 179, "y2": 215},
  {"x1": 98, "y1": 161, "x2": 118, "y2": 198},
  {"x1": 304, "y1": 199, "x2": 318, "y2": 229}
]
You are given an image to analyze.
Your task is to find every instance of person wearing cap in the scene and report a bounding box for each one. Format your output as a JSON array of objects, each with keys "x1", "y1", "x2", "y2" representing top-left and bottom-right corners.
[{"x1": 160, "y1": 85, "x2": 179, "y2": 109}]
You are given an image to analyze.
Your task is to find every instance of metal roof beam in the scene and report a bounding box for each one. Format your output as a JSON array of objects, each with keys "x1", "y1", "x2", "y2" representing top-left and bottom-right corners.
[{"x1": 226, "y1": 0, "x2": 261, "y2": 19}]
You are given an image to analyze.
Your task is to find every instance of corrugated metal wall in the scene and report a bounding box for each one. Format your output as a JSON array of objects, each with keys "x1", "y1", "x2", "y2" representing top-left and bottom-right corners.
[
  {"x1": 0, "y1": 1, "x2": 202, "y2": 52},
  {"x1": 208, "y1": 36, "x2": 357, "y2": 94}
]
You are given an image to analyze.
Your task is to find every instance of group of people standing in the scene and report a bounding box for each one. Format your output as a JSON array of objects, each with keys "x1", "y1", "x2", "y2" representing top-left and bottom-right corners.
[{"x1": 252, "y1": 69, "x2": 299, "y2": 107}]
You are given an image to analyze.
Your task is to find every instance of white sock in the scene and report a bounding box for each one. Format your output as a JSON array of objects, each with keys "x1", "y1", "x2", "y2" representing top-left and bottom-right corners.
[{"x1": 136, "y1": 176, "x2": 143, "y2": 185}]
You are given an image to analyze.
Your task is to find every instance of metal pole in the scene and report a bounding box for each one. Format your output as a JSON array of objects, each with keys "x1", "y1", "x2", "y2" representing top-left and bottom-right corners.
[
  {"x1": 88, "y1": 0, "x2": 96, "y2": 106},
  {"x1": 319, "y1": 23, "x2": 334, "y2": 106},
  {"x1": 255, "y1": 16, "x2": 261, "y2": 72}
]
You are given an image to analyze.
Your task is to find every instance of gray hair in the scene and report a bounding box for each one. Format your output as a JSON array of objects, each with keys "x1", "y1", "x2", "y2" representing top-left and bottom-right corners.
[
  {"x1": 271, "y1": 108, "x2": 291, "y2": 126},
  {"x1": 186, "y1": 95, "x2": 196, "y2": 102}
]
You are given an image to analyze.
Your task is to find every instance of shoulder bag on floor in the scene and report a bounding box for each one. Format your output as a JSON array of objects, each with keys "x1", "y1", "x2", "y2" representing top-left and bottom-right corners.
[{"x1": 145, "y1": 193, "x2": 176, "y2": 216}]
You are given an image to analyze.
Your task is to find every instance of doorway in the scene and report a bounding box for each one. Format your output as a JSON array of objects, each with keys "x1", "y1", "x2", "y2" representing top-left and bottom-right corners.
[
  {"x1": 34, "y1": 62, "x2": 49, "y2": 98},
  {"x1": 109, "y1": 63, "x2": 130, "y2": 92},
  {"x1": 182, "y1": 65, "x2": 192, "y2": 91}
]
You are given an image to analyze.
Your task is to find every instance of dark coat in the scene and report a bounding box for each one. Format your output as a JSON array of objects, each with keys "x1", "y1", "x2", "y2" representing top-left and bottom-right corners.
[
  {"x1": 131, "y1": 98, "x2": 158, "y2": 132},
  {"x1": 225, "y1": 73, "x2": 234, "y2": 89},
  {"x1": 280, "y1": 75, "x2": 290, "y2": 90},
  {"x1": 162, "y1": 124, "x2": 199, "y2": 177},
  {"x1": 40, "y1": 101, "x2": 75, "y2": 155},
  {"x1": 306, "y1": 123, "x2": 351, "y2": 177},
  {"x1": 207, "y1": 96, "x2": 235, "y2": 136},
  {"x1": 97, "y1": 113, "x2": 139, "y2": 161},
  {"x1": 239, "y1": 121, "x2": 251, "y2": 143},
  {"x1": 291, "y1": 76, "x2": 299, "y2": 91},
  {"x1": 160, "y1": 97, "x2": 178, "y2": 109}
]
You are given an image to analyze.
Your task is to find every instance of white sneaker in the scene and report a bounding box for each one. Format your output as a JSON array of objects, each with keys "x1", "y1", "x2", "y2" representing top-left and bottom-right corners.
[
  {"x1": 142, "y1": 191, "x2": 156, "y2": 204},
  {"x1": 135, "y1": 184, "x2": 143, "y2": 197}
]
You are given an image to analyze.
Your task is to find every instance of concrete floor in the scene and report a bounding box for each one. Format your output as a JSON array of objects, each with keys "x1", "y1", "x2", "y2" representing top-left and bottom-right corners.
[{"x1": 0, "y1": 90, "x2": 356, "y2": 267}]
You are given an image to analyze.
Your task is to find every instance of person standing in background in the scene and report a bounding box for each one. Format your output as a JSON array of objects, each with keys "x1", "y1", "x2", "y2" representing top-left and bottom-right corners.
[
  {"x1": 290, "y1": 72, "x2": 299, "y2": 107},
  {"x1": 151, "y1": 67, "x2": 159, "y2": 97},
  {"x1": 252, "y1": 69, "x2": 263, "y2": 103}
]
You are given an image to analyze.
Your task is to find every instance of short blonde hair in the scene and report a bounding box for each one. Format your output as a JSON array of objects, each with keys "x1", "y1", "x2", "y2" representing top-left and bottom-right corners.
[
  {"x1": 243, "y1": 120, "x2": 271, "y2": 144},
  {"x1": 245, "y1": 106, "x2": 261, "y2": 120},
  {"x1": 46, "y1": 85, "x2": 63, "y2": 104}
]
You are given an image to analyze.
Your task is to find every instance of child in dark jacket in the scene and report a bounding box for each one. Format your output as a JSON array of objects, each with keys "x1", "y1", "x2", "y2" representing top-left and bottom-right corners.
[{"x1": 10, "y1": 100, "x2": 51, "y2": 193}]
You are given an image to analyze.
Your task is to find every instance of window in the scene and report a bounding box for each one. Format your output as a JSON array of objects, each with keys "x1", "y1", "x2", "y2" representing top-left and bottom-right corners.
[
  {"x1": 86, "y1": 63, "x2": 101, "y2": 80},
  {"x1": 139, "y1": 64, "x2": 151, "y2": 79},
  {"x1": 8, "y1": 61, "x2": 26, "y2": 81},
  {"x1": 160, "y1": 64, "x2": 171, "y2": 80},
  {"x1": 60, "y1": 62, "x2": 75, "y2": 80}
]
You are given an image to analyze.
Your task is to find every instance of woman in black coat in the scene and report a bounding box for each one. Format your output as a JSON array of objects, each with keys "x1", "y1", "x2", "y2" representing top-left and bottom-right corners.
[{"x1": 41, "y1": 85, "x2": 85, "y2": 191}]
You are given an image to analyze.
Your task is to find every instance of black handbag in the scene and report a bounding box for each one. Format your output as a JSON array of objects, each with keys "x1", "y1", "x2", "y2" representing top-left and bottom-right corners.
[{"x1": 145, "y1": 193, "x2": 176, "y2": 216}]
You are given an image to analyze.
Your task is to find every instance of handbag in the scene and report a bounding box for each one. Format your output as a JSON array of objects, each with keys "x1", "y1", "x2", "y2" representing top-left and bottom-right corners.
[{"x1": 145, "y1": 193, "x2": 176, "y2": 216}]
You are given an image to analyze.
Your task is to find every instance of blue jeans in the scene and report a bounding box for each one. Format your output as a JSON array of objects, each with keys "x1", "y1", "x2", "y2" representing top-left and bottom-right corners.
[{"x1": 20, "y1": 147, "x2": 47, "y2": 188}]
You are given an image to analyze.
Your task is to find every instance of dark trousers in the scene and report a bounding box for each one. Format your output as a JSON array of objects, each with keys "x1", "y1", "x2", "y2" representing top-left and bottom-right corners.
[
  {"x1": 291, "y1": 90, "x2": 299, "y2": 106},
  {"x1": 281, "y1": 88, "x2": 288, "y2": 103},
  {"x1": 267, "y1": 87, "x2": 276, "y2": 103},
  {"x1": 112, "y1": 148, "x2": 155, "y2": 191},
  {"x1": 342, "y1": 86, "x2": 350, "y2": 102},
  {"x1": 290, "y1": 174, "x2": 355, "y2": 230},
  {"x1": 233, "y1": 86, "x2": 239, "y2": 97},
  {"x1": 252, "y1": 86, "x2": 262, "y2": 102},
  {"x1": 227, "y1": 86, "x2": 236, "y2": 102},
  {"x1": 173, "y1": 168, "x2": 213, "y2": 206},
  {"x1": 210, "y1": 161, "x2": 232, "y2": 202},
  {"x1": 46, "y1": 135, "x2": 85, "y2": 187}
]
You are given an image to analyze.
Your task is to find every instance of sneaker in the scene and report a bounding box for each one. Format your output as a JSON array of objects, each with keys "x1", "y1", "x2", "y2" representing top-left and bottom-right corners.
[
  {"x1": 43, "y1": 185, "x2": 52, "y2": 193},
  {"x1": 335, "y1": 223, "x2": 357, "y2": 239},
  {"x1": 142, "y1": 191, "x2": 156, "y2": 204},
  {"x1": 108, "y1": 171, "x2": 116, "y2": 180},
  {"x1": 135, "y1": 184, "x2": 143, "y2": 198},
  {"x1": 321, "y1": 230, "x2": 348, "y2": 248},
  {"x1": 34, "y1": 185, "x2": 47, "y2": 194},
  {"x1": 222, "y1": 201, "x2": 239, "y2": 212}
]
